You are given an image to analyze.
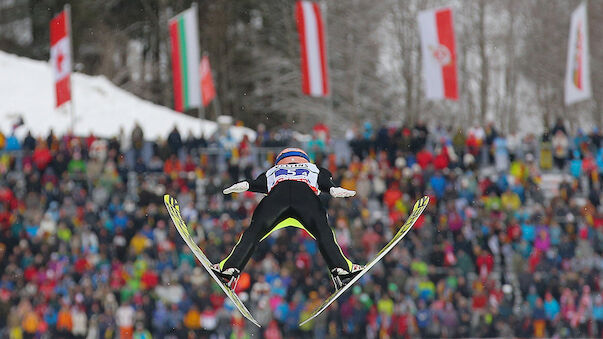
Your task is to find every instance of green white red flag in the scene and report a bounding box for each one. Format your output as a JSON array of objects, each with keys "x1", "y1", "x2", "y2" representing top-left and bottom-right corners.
[{"x1": 169, "y1": 6, "x2": 201, "y2": 112}]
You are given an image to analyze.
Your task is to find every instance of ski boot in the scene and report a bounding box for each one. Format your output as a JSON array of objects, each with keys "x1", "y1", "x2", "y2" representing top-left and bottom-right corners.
[
  {"x1": 330, "y1": 264, "x2": 365, "y2": 291},
  {"x1": 211, "y1": 264, "x2": 241, "y2": 290}
]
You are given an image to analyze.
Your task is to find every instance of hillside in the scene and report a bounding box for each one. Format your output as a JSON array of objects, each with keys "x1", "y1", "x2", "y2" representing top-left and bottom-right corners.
[{"x1": 0, "y1": 51, "x2": 254, "y2": 141}]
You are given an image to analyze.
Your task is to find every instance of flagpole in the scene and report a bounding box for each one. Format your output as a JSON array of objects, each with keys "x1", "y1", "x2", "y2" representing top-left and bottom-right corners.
[
  {"x1": 206, "y1": 52, "x2": 222, "y2": 119},
  {"x1": 192, "y1": 1, "x2": 205, "y2": 130},
  {"x1": 66, "y1": 3, "x2": 76, "y2": 135},
  {"x1": 321, "y1": 0, "x2": 335, "y2": 133}
]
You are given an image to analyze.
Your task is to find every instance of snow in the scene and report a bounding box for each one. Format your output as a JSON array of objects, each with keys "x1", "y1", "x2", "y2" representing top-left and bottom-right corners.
[{"x1": 0, "y1": 51, "x2": 255, "y2": 141}]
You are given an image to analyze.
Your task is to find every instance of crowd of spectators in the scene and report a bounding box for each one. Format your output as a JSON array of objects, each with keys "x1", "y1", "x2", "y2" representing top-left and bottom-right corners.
[{"x1": 1, "y1": 118, "x2": 603, "y2": 338}]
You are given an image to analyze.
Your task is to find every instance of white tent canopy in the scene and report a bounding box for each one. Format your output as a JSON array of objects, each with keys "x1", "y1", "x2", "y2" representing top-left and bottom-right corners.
[{"x1": 0, "y1": 51, "x2": 255, "y2": 141}]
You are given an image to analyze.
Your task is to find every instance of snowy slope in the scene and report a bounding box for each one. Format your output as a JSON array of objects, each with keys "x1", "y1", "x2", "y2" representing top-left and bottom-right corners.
[{"x1": 0, "y1": 51, "x2": 254, "y2": 141}]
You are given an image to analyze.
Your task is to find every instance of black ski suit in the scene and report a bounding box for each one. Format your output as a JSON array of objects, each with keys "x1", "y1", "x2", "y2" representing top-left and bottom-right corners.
[{"x1": 219, "y1": 167, "x2": 353, "y2": 272}]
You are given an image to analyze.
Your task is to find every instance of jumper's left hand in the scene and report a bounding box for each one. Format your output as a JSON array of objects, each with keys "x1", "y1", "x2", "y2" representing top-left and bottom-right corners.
[{"x1": 330, "y1": 187, "x2": 356, "y2": 198}]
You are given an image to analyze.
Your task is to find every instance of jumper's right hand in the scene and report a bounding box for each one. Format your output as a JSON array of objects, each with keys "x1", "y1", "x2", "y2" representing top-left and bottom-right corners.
[
  {"x1": 330, "y1": 187, "x2": 356, "y2": 198},
  {"x1": 223, "y1": 181, "x2": 250, "y2": 195}
]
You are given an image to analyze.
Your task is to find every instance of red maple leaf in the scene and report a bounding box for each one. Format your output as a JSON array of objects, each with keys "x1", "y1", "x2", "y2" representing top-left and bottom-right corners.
[{"x1": 57, "y1": 50, "x2": 64, "y2": 73}]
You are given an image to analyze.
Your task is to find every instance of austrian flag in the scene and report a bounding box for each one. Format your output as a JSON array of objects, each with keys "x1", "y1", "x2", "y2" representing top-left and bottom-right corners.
[
  {"x1": 418, "y1": 7, "x2": 458, "y2": 101},
  {"x1": 50, "y1": 9, "x2": 72, "y2": 108},
  {"x1": 295, "y1": 1, "x2": 329, "y2": 97}
]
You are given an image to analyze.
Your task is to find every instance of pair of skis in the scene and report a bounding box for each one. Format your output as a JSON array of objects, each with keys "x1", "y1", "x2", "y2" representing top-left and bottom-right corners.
[{"x1": 164, "y1": 194, "x2": 429, "y2": 328}]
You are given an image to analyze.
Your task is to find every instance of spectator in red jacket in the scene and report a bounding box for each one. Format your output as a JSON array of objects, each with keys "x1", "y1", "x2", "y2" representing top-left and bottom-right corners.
[
  {"x1": 32, "y1": 142, "x2": 52, "y2": 171},
  {"x1": 416, "y1": 148, "x2": 433, "y2": 169}
]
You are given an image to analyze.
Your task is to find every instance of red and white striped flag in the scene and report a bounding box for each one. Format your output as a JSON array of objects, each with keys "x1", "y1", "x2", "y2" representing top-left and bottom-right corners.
[
  {"x1": 295, "y1": 1, "x2": 329, "y2": 97},
  {"x1": 565, "y1": 2, "x2": 591, "y2": 106},
  {"x1": 200, "y1": 55, "x2": 216, "y2": 107},
  {"x1": 50, "y1": 8, "x2": 72, "y2": 108},
  {"x1": 418, "y1": 7, "x2": 458, "y2": 101}
]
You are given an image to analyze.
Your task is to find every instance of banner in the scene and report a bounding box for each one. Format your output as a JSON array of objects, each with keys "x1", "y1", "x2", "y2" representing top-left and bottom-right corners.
[
  {"x1": 200, "y1": 55, "x2": 216, "y2": 107},
  {"x1": 169, "y1": 6, "x2": 201, "y2": 112},
  {"x1": 50, "y1": 8, "x2": 72, "y2": 108},
  {"x1": 418, "y1": 7, "x2": 458, "y2": 101},
  {"x1": 295, "y1": 1, "x2": 329, "y2": 97},
  {"x1": 565, "y1": 2, "x2": 591, "y2": 106}
]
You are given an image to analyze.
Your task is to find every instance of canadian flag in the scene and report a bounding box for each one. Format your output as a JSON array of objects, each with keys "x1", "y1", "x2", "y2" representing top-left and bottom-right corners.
[
  {"x1": 50, "y1": 9, "x2": 72, "y2": 108},
  {"x1": 295, "y1": 1, "x2": 329, "y2": 97},
  {"x1": 200, "y1": 55, "x2": 216, "y2": 107},
  {"x1": 418, "y1": 7, "x2": 458, "y2": 100}
]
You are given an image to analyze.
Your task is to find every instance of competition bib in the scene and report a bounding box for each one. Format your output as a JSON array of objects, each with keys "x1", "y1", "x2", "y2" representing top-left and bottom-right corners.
[{"x1": 266, "y1": 163, "x2": 320, "y2": 194}]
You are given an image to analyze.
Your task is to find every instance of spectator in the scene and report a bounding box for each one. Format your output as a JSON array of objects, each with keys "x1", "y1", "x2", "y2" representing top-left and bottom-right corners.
[
  {"x1": 116, "y1": 302, "x2": 135, "y2": 339},
  {"x1": 533, "y1": 298, "x2": 547, "y2": 337},
  {"x1": 131, "y1": 123, "x2": 144, "y2": 160},
  {"x1": 72, "y1": 305, "x2": 87, "y2": 339},
  {"x1": 167, "y1": 126, "x2": 182, "y2": 155},
  {"x1": 22, "y1": 131, "x2": 36, "y2": 152},
  {"x1": 544, "y1": 292, "x2": 560, "y2": 322},
  {"x1": 56, "y1": 304, "x2": 73, "y2": 337},
  {"x1": 183, "y1": 304, "x2": 201, "y2": 332},
  {"x1": 594, "y1": 295, "x2": 603, "y2": 337},
  {"x1": 133, "y1": 322, "x2": 152, "y2": 339},
  {"x1": 552, "y1": 129, "x2": 569, "y2": 170},
  {"x1": 551, "y1": 118, "x2": 567, "y2": 136},
  {"x1": 2, "y1": 121, "x2": 603, "y2": 338},
  {"x1": 4, "y1": 133, "x2": 20, "y2": 151}
]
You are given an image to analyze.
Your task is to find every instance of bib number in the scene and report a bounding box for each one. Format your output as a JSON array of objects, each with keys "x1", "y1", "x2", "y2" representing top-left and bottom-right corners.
[{"x1": 274, "y1": 168, "x2": 310, "y2": 177}]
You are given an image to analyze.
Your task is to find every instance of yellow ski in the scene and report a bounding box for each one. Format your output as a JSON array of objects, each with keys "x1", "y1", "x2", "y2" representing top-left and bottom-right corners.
[
  {"x1": 299, "y1": 196, "x2": 430, "y2": 327},
  {"x1": 163, "y1": 195, "x2": 261, "y2": 327}
]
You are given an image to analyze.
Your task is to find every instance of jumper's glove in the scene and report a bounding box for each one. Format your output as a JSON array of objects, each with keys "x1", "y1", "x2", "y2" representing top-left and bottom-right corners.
[
  {"x1": 223, "y1": 181, "x2": 250, "y2": 194},
  {"x1": 329, "y1": 187, "x2": 356, "y2": 198}
]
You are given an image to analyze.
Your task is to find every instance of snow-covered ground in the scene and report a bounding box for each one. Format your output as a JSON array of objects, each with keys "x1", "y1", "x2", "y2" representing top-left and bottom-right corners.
[{"x1": 0, "y1": 51, "x2": 255, "y2": 141}]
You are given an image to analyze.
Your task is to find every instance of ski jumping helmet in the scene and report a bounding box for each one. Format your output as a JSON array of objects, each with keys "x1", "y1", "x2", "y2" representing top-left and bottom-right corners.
[{"x1": 275, "y1": 148, "x2": 310, "y2": 165}]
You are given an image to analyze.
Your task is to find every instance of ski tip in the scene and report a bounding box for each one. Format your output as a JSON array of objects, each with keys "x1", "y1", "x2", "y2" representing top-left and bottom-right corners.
[
  {"x1": 299, "y1": 318, "x2": 311, "y2": 327},
  {"x1": 163, "y1": 194, "x2": 179, "y2": 209},
  {"x1": 416, "y1": 196, "x2": 430, "y2": 209}
]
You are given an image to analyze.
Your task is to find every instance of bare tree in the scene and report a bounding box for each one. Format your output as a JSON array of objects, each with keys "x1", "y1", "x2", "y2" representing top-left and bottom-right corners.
[
  {"x1": 389, "y1": 0, "x2": 421, "y2": 125},
  {"x1": 588, "y1": 0, "x2": 603, "y2": 126},
  {"x1": 520, "y1": 0, "x2": 573, "y2": 128},
  {"x1": 501, "y1": 0, "x2": 521, "y2": 133},
  {"x1": 8, "y1": 0, "x2": 603, "y2": 133},
  {"x1": 478, "y1": 0, "x2": 488, "y2": 125}
]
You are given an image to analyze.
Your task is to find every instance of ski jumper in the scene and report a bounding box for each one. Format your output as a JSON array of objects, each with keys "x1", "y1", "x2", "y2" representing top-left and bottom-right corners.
[{"x1": 219, "y1": 162, "x2": 353, "y2": 272}]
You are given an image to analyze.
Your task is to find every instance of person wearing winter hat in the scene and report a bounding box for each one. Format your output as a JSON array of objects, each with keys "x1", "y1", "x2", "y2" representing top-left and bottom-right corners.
[{"x1": 213, "y1": 147, "x2": 363, "y2": 291}]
